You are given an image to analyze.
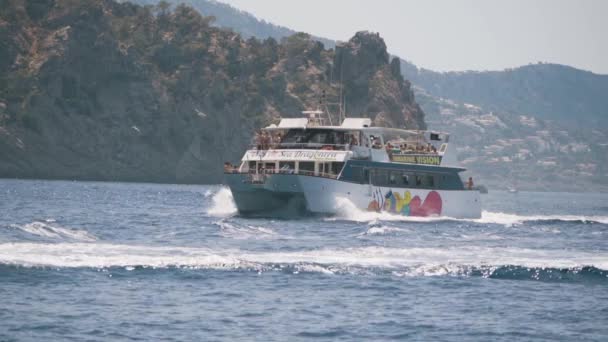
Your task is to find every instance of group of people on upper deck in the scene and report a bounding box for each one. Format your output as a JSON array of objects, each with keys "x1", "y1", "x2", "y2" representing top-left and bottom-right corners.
[
  {"x1": 369, "y1": 136, "x2": 438, "y2": 155},
  {"x1": 254, "y1": 131, "x2": 282, "y2": 150},
  {"x1": 388, "y1": 142, "x2": 438, "y2": 154},
  {"x1": 253, "y1": 129, "x2": 439, "y2": 155}
]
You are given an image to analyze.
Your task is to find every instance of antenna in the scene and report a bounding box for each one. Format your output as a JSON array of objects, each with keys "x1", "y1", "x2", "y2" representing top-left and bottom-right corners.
[
  {"x1": 343, "y1": 95, "x2": 346, "y2": 121},
  {"x1": 320, "y1": 90, "x2": 332, "y2": 126}
]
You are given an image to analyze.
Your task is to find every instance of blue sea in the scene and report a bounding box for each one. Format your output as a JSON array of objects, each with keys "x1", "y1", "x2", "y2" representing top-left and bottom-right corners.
[{"x1": 1, "y1": 179, "x2": 607, "y2": 341}]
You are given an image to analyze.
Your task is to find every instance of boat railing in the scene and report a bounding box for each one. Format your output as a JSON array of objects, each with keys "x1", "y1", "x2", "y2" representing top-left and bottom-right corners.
[
  {"x1": 225, "y1": 168, "x2": 339, "y2": 182},
  {"x1": 389, "y1": 150, "x2": 441, "y2": 155},
  {"x1": 250, "y1": 142, "x2": 351, "y2": 151}
]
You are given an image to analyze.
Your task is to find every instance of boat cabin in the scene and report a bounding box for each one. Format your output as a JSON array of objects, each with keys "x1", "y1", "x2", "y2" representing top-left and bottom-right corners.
[{"x1": 233, "y1": 115, "x2": 459, "y2": 184}]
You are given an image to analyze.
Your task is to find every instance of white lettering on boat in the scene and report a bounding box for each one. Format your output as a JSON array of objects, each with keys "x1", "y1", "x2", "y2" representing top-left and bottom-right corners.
[{"x1": 243, "y1": 150, "x2": 348, "y2": 162}]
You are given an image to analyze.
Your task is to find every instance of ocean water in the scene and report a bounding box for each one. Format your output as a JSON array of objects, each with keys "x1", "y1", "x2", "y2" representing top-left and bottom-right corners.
[{"x1": 1, "y1": 179, "x2": 607, "y2": 341}]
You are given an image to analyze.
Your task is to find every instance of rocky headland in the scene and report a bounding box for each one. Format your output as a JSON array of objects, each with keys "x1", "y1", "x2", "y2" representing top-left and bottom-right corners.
[{"x1": 0, "y1": 0, "x2": 425, "y2": 183}]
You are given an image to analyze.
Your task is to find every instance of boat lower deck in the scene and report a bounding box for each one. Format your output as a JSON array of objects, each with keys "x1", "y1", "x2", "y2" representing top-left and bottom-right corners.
[
  {"x1": 230, "y1": 189, "x2": 308, "y2": 217},
  {"x1": 224, "y1": 172, "x2": 482, "y2": 219}
]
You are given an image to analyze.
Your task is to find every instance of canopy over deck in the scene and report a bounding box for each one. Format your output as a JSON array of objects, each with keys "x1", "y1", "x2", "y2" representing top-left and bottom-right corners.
[{"x1": 264, "y1": 117, "x2": 449, "y2": 141}]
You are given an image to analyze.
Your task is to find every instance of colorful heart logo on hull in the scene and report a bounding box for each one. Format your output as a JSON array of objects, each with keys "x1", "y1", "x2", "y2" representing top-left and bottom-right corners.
[
  {"x1": 367, "y1": 190, "x2": 443, "y2": 217},
  {"x1": 409, "y1": 191, "x2": 442, "y2": 217}
]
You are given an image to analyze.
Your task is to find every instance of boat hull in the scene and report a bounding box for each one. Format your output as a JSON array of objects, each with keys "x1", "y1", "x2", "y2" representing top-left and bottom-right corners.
[{"x1": 224, "y1": 173, "x2": 482, "y2": 219}]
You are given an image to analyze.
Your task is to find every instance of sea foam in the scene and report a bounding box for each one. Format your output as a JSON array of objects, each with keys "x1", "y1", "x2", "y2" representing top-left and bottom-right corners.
[
  {"x1": 206, "y1": 187, "x2": 238, "y2": 217},
  {"x1": 1, "y1": 243, "x2": 606, "y2": 273},
  {"x1": 9, "y1": 221, "x2": 97, "y2": 242},
  {"x1": 330, "y1": 196, "x2": 608, "y2": 226}
]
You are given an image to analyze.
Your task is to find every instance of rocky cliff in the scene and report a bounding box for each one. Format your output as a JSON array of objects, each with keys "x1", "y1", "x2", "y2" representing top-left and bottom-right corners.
[
  {"x1": 121, "y1": 0, "x2": 608, "y2": 191},
  {"x1": 0, "y1": 0, "x2": 426, "y2": 183}
]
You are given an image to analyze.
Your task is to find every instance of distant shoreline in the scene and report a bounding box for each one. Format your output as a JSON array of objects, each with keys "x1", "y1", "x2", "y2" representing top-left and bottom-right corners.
[{"x1": 1, "y1": 177, "x2": 606, "y2": 194}]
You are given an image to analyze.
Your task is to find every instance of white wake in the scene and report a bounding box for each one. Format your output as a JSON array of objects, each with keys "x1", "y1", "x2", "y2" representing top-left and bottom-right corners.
[
  {"x1": 330, "y1": 197, "x2": 608, "y2": 226},
  {"x1": 475, "y1": 211, "x2": 608, "y2": 226},
  {"x1": 0, "y1": 243, "x2": 606, "y2": 272},
  {"x1": 9, "y1": 221, "x2": 97, "y2": 242},
  {"x1": 214, "y1": 219, "x2": 279, "y2": 240},
  {"x1": 206, "y1": 187, "x2": 237, "y2": 217}
]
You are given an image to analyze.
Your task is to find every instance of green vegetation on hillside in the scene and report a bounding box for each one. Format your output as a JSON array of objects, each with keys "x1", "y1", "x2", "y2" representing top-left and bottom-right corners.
[{"x1": 0, "y1": 0, "x2": 424, "y2": 183}]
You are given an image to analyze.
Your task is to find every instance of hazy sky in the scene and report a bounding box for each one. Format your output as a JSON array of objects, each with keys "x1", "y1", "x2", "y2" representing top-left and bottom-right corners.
[{"x1": 219, "y1": 0, "x2": 607, "y2": 74}]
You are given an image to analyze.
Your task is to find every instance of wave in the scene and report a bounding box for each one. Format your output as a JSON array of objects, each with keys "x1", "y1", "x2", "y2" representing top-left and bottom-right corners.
[
  {"x1": 330, "y1": 197, "x2": 608, "y2": 226},
  {"x1": 8, "y1": 221, "x2": 97, "y2": 242},
  {"x1": 206, "y1": 187, "x2": 237, "y2": 217},
  {"x1": 213, "y1": 219, "x2": 279, "y2": 240},
  {"x1": 390, "y1": 264, "x2": 607, "y2": 282},
  {"x1": 1, "y1": 243, "x2": 605, "y2": 282},
  {"x1": 204, "y1": 191, "x2": 607, "y2": 226},
  {"x1": 358, "y1": 225, "x2": 410, "y2": 237},
  {"x1": 475, "y1": 211, "x2": 608, "y2": 226}
]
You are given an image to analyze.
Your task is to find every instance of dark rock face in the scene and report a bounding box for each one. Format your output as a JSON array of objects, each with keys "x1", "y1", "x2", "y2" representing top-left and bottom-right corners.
[
  {"x1": 0, "y1": 0, "x2": 426, "y2": 183},
  {"x1": 334, "y1": 32, "x2": 426, "y2": 130}
]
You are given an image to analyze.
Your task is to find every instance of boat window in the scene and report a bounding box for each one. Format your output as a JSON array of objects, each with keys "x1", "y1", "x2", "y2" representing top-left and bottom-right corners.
[
  {"x1": 350, "y1": 167, "x2": 365, "y2": 183},
  {"x1": 264, "y1": 163, "x2": 276, "y2": 173},
  {"x1": 279, "y1": 162, "x2": 295, "y2": 173},
  {"x1": 331, "y1": 162, "x2": 344, "y2": 175},
  {"x1": 371, "y1": 169, "x2": 388, "y2": 186},
  {"x1": 424, "y1": 174, "x2": 435, "y2": 188},
  {"x1": 384, "y1": 171, "x2": 418, "y2": 188},
  {"x1": 319, "y1": 162, "x2": 329, "y2": 175},
  {"x1": 299, "y1": 161, "x2": 314, "y2": 175},
  {"x1": 402, "y1": 173, "x2": 410, "y2": 185}
]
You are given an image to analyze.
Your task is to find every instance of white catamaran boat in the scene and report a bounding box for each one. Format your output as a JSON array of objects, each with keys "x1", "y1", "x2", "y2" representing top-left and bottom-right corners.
[{"x1": 224, "y1": 111, "x2": 481, "y2": 218}]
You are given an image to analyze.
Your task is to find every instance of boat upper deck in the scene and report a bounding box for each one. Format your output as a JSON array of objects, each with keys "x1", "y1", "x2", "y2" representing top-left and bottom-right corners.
[
  {"x1": 225, "y1": 113, "x2": 470, "y2": 190},
  {"x1": 244, "y1": 116, "x2": 455, "y2": 168}
]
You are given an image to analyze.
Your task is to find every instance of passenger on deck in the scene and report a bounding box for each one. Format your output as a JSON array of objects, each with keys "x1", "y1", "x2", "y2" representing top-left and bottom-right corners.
[
  {"x1": 431, "y1": 145, "x2": 437, "y2": 154},
  {"x1": 372, "y1": 136, "x2": 383, "y2": 149},
  {"x1": 466, "y1": 177, "x2": 474, "y2": 190},
  {"x1": 224, "y1": 162, "x2": 232, "y2": 172},
  {"x1": 350, "y1": 134, "x2": 358, "y2": 146},
  {"x1": 261, "y1": 132, "x2": 269, "y2": 150},
  {"x1": 385, "y1": 143, "x2": 393, "y2": 159},
  {"x1": 274, "y1": 132, "x2": 283, "y2": 148}
]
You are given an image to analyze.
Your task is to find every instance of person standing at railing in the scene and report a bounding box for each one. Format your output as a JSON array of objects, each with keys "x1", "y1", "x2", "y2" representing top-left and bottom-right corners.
[
  {"x1": 274, "y1": 132, "x2": 283, "y2": 148},
  {"x1": 261, "y1": 131, "x2": 269, "y2": 150},
  {"x1": 385, "y1": 143, "x2": 393, "y2": 160},
  {"x1": 466, "y1": 177, "x2": 474, "y2": 190}
]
